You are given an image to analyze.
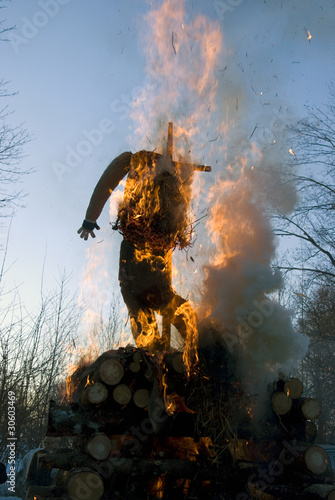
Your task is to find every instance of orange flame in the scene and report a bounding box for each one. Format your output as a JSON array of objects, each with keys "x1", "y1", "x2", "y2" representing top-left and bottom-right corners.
[
  {"x1": 84, "y1": 375, "x2": 94, "y2": 388},
  {"x1": 174, "y1": 301, "x2": 199, "y2": 376},
  {"x1": 132, "y1": 309, "x2": 161, "y2": 349},
  {"x1": 148, "y1": 477, "x2": 165, "y2": 498}
]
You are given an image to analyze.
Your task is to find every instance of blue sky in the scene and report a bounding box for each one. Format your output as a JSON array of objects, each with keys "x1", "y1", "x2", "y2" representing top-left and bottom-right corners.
[{"x1": 1, "y1": 0, "x2": 335, "y2": 329}]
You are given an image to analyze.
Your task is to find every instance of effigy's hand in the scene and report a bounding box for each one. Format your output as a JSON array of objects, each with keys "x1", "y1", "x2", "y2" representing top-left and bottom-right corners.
[{"x1": 77, "y1": 219, "x2": 100, "y2": 240}]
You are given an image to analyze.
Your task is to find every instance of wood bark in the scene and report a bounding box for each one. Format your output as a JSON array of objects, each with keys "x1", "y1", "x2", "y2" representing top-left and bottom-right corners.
[
  {"x1": 39, "y1": 452, "x2": 211, "y2": 479},
  {"x1": 42, "y1": 435, "x2": 75, "y2": 451}
]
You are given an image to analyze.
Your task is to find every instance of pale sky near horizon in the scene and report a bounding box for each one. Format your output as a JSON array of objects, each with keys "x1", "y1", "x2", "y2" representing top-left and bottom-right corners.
[{"x1": 1, "y1": 0, "x2": 335, "y2": 332}]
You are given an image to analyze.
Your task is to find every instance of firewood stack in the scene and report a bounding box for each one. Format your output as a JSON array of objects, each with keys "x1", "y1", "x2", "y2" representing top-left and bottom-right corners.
[
  {"x1": 25, "y1": 345, "x2": 335, "y2": 500},
  {"x1": 228, "y1": 374, "x2": 335, "y2": 499},
  {"x1": 25, "y1": 347, "x2": 220, "y2": 500}
]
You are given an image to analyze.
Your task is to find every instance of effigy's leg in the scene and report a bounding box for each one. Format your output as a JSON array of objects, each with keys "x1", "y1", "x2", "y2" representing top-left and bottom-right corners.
[
  {"x1": 119, "y1": 239, "x2": 161, "y2": 348},
  {"x1": 120, "y1": 282, "x2": 160, "y2": 348},
  {"x1": 160, "y1": 294, "x2": 199, "y2": 374}
]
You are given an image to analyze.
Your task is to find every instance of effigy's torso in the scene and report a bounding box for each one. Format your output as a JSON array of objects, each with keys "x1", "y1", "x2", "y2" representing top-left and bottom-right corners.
[{"x1": 117, "y1": 150, "x2": 192, "y2": 253}]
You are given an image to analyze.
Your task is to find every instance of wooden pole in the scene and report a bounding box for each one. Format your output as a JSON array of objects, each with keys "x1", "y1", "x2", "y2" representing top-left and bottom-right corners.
[
  {"x1": 167, "y1": 121, "x2": 173, "y2": 161},
  {"x1": 161, "y1": 121, "x2": 212, "y2": 349},
  {"x1": 162, "y1": 122, "x2": 174, "y2": 348}
]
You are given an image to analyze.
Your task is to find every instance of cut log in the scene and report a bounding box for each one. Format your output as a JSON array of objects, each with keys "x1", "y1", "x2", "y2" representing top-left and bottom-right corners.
[
  {"x1": 128, "y1": 361, "x2": 141, "y2": 373},
  {"x1": 41, "y1": 453, "x2": 204, "y2": 478},
  {"x1": 81, "y1": 382, "x2": 108, "y2": 405},
  {"x1": 85, "y1": 432, "x2": 112, "y2": 460},
  {"x1": 271, "y1": 391, "x2": 293, "y2": 415},
  {"x1": 133, "y1": 351, "x2": 143, "y2": 364},
  {"x1": 302, "y1": 398, "x2": 322, "y2": 420},
  {"x1": 284, "y1": 378, "x2": 304, "y2": 399},
  {"x1": 113, "y1": 384, "x2": 132, "y2": 405},
  {"x1": 133, "y1": 388, "x2": 151, "y2": 408},
  {"x1": 304, "y1": 445, "x2": 330, "y2": 475},
  {"x1": 60, "y1": 468, "x2": 104, "y2": 500},
  {"x1": 39, "y1": 451, "x2": 94, "y2": 470},
  {"x1": 42, "y1": 435, "x2": 75, "y2": 451},
  {"x1": 98, "y1": 358, "x2": 124, "y2": 385}
]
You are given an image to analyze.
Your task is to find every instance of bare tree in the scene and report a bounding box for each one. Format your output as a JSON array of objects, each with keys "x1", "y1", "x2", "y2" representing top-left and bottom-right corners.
[
  {"x1": 296, "y1": 284, "x2": 335, "y2": 442},
  {"x1": 0, "y1": 267, "x2": 124, "y2": 462},
  {"x1": 273, "y1": 84, "x2": 335, "y2": 285},
  {"x1": 0, "y1": 273, "x2": 82, "y2": 460},
  {"x1": 0, "y1": 0, "x2": 15, "y2": 42},
  {"x1": 0, "y1": 3, "x2": 31, "y2": 218}
]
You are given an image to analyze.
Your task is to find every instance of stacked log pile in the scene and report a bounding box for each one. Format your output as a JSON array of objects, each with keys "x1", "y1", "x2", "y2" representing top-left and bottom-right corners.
[{"x1": 25, "y1": 346, "x2": 335, "y2": 500}]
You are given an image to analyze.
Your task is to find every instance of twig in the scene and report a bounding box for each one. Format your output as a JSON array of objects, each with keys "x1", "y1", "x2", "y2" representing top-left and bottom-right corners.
[
  {"x1": 249, "y1": 124, "x2": 258, "y2": 140},
  {"x1": 172, "y1": 32, "x2": 177, "y2": 55},
  {"x1": 209, "y1": 134, "x2": 221, "y2": 143}
]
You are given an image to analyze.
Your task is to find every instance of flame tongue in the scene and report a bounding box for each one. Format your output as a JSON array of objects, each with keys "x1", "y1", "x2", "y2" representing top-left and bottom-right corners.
[{"x1": 130, "y1": 0, "x2": 222, "y2": 158}]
